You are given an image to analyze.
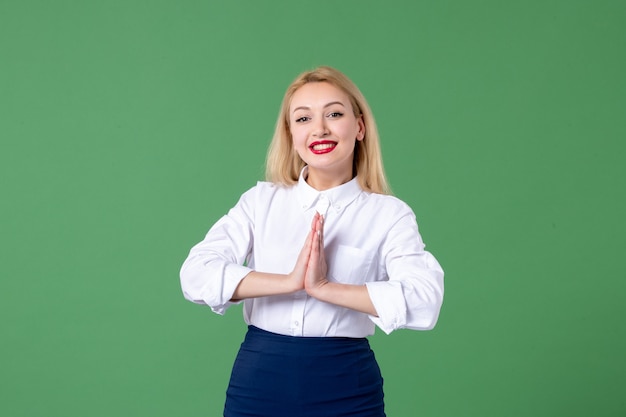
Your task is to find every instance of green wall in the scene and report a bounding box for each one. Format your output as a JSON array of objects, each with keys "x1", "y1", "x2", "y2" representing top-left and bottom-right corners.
[{"x1": 1, "y1": 1, "x2": 624, "y2": 416}]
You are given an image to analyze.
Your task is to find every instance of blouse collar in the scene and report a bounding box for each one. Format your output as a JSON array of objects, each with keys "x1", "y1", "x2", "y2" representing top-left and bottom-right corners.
[{"x1": 296, "y1": 166, "x2": 363, "y2": 214}]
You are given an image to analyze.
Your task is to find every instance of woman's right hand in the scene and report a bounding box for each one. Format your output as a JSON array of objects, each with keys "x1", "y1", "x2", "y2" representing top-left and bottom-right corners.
[
  {"x1": 288, "y1": 212, "x2": 319, "y2": 292},
  {"x1": 231, "y1": 213, "x2": 319, "y2": 300}
]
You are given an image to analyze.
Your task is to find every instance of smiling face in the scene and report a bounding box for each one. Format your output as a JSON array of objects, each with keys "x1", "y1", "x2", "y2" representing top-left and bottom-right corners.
[{"x1": 289, "y1": 82, "x2": 365, "y2": 190}]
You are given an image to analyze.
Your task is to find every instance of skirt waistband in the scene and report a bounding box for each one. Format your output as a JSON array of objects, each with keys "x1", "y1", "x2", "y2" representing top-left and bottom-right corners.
[{"x1": 244, "y1": 325, "x2": 370, "y2": 355}]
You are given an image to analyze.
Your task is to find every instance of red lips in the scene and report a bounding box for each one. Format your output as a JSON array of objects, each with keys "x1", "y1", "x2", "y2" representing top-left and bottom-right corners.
[{"x1": 309, "y1": 140, "x2": 337, "y2": 154}]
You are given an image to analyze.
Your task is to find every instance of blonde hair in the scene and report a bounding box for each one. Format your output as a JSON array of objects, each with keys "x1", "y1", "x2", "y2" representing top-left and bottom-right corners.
[{"x1": 265, "y1": 66, "x2": 390, "y2": 195}]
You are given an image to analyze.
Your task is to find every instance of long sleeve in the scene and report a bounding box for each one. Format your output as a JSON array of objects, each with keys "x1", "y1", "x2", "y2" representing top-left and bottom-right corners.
[
  {"x1": 180, "y1": 188, "x2": 256, "y2": 315},
  {"x1": 365, "y1": 212, "x2": 444, "y2": 334}
]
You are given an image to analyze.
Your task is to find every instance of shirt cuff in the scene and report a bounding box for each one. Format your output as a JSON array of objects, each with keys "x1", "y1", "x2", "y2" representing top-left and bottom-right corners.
[
  {"x1": 365, "y1": 281, "x2": 407, "y2": 334},
  {"x1": 208, "y1": 264, "x2": 253, "y2": 315}
]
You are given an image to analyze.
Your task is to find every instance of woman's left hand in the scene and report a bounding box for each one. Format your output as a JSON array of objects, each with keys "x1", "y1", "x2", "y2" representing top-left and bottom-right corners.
[
  {"x1": 304, "y1": 212, "x2": 329, "y2": 294},
  {"x1": 302, "y1": 212, "x2": 379, "y2": 316}
]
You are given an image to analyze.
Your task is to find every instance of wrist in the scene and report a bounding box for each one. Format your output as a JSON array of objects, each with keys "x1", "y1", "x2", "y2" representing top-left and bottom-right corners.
[
  {"x1": 306, "y1": 279, "x2": 331, "y2": 300},
  {"x1": 285, "y1": 272, "x2": 305, "y2": 293},
  {"x1": 307, "y1": 282, "x2": 378, "y2": 316}
]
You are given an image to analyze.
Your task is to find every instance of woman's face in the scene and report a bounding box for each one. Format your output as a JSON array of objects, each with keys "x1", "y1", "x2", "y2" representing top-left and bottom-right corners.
[{"x1": 289, "y1": 82, "x2": 364, "y2": 188}]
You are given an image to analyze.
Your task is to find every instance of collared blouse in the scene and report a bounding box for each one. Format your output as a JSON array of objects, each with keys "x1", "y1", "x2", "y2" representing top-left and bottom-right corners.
[{"x1": 180, "y1": 169, "x2": 444, "y2": 337}]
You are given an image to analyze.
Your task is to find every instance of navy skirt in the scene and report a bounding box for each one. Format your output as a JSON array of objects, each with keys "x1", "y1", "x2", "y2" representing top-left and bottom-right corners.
[{"x1": 224, "y1": 326, "x2": 386, "y2": 417}]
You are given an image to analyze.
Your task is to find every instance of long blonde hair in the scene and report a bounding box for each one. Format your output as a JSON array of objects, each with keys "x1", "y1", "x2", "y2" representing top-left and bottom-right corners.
[{"x1": 265, "y1": 66, "x2": 390, "y2": 195}]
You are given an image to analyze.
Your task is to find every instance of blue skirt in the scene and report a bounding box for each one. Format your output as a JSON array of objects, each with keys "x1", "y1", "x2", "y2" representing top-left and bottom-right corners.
[{"x1": 224, "y1": 326, "x2": 386, "y2": 417}]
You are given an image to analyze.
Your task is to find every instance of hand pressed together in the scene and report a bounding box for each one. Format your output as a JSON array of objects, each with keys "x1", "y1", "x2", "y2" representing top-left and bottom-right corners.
[
  {"x1": 290, "y1": 212, "x2": 378, "y2": 316},
  {"x1": 235, "y1": 212, "x2": 377, "y2": 316},
  {"x1": 289, "y1": 212, "x2": 330, "y2": 296}
]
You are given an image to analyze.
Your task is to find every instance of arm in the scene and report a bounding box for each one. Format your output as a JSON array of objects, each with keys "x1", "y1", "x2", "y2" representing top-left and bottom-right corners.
[
  {"x1": 307, "y1": 281, "x2": 378, "y2": 316},
  {"x1": 180, "y1": 188, "x2": 257, "y2": 313},
  {"x1": 230, "y1": 219, "x2": 316, "y2": 300},
  {"x1": 305, "y1": 210, "x2": 443, "y2": 333},
  {"x1": 181, "y1": 189, "x2": 316, "y2": 311},
  {"x1": 366, "y1": 213, "x2": 444, "y2": 333},
  {"x1": 230, "y1": 271, "x2": 300, "y2": 301}
]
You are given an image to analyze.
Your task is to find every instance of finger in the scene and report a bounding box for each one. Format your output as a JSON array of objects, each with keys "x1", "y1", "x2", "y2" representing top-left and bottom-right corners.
[
  {"x1": 309, "y1": 233, "x2": 319, "y2": 267},
  {"x1": 298, "y1": 227, "x2": 315, "y2": 263},
  {"x1": 310, "y1": 212, "x2": 319, "y2": 232},
  {"x1": 317, "y1": 215, "x2": 324, "y2": 239},
  {"x1": 295, "y1": 228, "x2": 317, "y2": 279},
  {"x1": 308, "y1": 228, "x2": 319, "y2": 272},
  {"x1": 306, "y1": 214, "x2": 323, "y2": 272},
  {"x1": 306, "y1": 227, "x2": 317, "y2": 257},
  {"x1": 315, "y1": 216, "x2": 327, "y2": 275}
]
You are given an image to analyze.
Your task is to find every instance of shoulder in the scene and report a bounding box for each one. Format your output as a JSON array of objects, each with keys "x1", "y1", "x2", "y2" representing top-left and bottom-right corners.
[
  {"x1": 246, "y1": 181, "x2": 294, "y2": 195},
  {"x1": 237, "y1": 181, "x2": 296, "y2": 204},
  {"x1": 358, "y1": 192, "x2": 416, "y2": 219}
]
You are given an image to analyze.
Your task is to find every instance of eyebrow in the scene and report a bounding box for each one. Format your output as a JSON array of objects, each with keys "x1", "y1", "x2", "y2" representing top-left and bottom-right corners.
[{"x1": 292, "y1": 101, "x2": 346, "y2": 114}]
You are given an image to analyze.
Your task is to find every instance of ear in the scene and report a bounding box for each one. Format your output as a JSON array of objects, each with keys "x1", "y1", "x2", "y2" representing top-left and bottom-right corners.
[{"x1": 356, "y1": 116, "x2": 365, "y2": 141}]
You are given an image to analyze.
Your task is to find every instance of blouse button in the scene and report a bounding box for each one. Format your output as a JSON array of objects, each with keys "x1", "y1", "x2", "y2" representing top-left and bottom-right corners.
[{"x1": 315, "y1": 195, "x2": 330, "y2": 215}]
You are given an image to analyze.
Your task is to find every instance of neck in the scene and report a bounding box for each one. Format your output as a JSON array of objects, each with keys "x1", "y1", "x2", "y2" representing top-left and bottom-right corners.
[{"x1": 306, "y1": 167, "x2": 352, "y2": 191}]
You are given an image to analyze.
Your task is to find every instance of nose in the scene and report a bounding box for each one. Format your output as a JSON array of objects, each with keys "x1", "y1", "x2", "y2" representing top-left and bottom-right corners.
[{"x1": 312, "y1": 118, "x2": 329, "y2": 138}]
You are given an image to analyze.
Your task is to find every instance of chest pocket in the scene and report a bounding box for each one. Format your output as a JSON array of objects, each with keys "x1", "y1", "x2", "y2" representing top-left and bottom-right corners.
[{"x1": 327, "y1": 245, "x2": 374, "y2": 285}]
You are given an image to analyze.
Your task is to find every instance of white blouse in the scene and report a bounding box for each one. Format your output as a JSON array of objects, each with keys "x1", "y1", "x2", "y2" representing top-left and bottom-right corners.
[{"x1": 180, "y1": 169, "x2": 444, "y2": 337}]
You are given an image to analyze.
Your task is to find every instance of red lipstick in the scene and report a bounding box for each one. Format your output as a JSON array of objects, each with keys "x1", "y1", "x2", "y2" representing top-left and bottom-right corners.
[{"x1": 309, "y1": 140, "x2": 337, "y2": 154}]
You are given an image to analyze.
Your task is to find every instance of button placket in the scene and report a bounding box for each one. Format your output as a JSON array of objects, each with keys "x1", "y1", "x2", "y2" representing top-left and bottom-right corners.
[{"x1": 289, "y1": 291, "x2": 306, "y2": 336}]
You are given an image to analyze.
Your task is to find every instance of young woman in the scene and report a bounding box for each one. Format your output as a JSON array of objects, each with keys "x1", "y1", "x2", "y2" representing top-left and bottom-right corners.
[{"x1": 180, "y1": 66, "x2": 444, "y2": 417}]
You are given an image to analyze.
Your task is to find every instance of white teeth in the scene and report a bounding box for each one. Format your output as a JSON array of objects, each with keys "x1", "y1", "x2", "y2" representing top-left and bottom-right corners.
[{"x1": 312, "y1": 143, "x2": 336, "y2": 151}]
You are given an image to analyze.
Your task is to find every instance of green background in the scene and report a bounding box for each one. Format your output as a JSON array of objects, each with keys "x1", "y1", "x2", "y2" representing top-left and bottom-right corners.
[{"x1": 1, "y1": 1, "x2": 625, "y2": 416}]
